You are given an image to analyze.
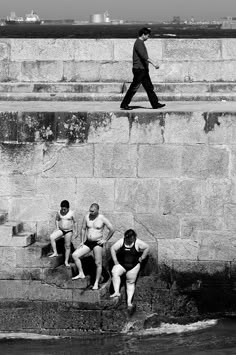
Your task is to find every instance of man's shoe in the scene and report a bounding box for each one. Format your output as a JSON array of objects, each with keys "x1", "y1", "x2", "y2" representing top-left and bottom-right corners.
[
  {"x1": 153, "y1": 103, "x2": 166, "y2": 109},
  {"x1": 120, "y1": 105, "x2": 133, "y2": 110}
]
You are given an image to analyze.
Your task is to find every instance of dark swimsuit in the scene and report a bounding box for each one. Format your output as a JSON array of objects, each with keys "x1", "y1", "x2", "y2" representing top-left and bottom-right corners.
[
  {"x1": 117, "y1": 241, "x2": 140, "y2": 271},
  {"x1": 59, "y1": 228, "x2": 72, "y2": 235},
  {"x1": 84, "y1": 240, "x2": 102, "y2": 250}
]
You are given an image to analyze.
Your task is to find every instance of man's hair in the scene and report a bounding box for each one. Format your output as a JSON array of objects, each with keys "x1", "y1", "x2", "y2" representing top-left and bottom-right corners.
[
  {"x1": 138, "y1": 27, "x2": 151, "y2": 37},
  {"x1": 90, "y1": 203, "x2": 99, "y2": 210},
  {"x1": 60, "y1": 200, "x2": 70, "y2": 208},
  {"x1": 124, "y1": 229, "x2": 137, "y2": 243}
]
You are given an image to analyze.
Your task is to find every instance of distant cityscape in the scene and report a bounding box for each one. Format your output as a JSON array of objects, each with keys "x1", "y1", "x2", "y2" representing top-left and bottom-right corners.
[{"x1": 1, "y1": 10, "x2": 236, "y2": 29}]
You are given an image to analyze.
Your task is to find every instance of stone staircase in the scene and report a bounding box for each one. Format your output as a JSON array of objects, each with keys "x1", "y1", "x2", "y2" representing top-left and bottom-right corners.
[{"x1": 0, "y1": 82, "x2": 235, "y2": 101}]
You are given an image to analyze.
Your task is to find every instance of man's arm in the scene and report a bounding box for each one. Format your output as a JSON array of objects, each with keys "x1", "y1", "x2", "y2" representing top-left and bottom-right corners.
[
  {"x1": 147, "y1": 57, "x2": 159, "y2": 69},
  {"x1": 55, "y1": 212, "x2": 60, "y2": 229},
  {"x1": 111, "y1": 239, "x2": 123, "y2": 265},
  {"x1": 99, "y1": 216, "x2": 114, "y2": 245},
  {"x1": 80, "y1": 216, "x2": 87, "y2": 244}
]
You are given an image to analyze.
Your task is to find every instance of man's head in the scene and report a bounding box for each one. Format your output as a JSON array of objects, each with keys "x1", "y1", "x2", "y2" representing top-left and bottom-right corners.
[
  {"x1": 60, "y1": 200, "x2": 70, "y2": 214},
  {"x1": 89, "y1": 203, "x2": 99, "y2": 217},
  {"x1": 124, "y1": 229, "x2": 137, "y2": 246},
  {"x1": 138, "y1": 27, "x2": 151, "y2": 41}
]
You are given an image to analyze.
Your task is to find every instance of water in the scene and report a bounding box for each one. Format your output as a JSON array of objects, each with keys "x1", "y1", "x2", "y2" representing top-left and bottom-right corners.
[{"x1": 1, "y1": 318, "x2": 236, "y2": 354}]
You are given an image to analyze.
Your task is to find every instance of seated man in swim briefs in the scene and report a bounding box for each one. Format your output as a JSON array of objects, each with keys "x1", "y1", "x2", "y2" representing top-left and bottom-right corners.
[
  {"x1": 49, "y1": 200, "x2": 77, "y2": 267},
  {"x1": 110, "y1": 229, "x2": 149, "y2": 312},
  {"x1": 72, "y1": 203, "x2": 114, "y2": 290}
]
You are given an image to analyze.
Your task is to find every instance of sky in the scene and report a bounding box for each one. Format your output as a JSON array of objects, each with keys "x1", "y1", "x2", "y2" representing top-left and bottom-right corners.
[{"x1": 1, "y1": 0, "x2": 235, "y2": 21}]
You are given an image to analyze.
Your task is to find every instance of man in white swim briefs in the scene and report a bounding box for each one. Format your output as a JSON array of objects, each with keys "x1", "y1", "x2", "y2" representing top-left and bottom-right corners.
[{"x1": 72, "y1": 203, "x2": 114, "y2": 290}]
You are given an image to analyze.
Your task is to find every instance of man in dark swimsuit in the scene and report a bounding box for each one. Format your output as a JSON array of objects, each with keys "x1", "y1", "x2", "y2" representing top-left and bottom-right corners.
[{"x1": 110, "y1": 229, "x2": 149, "y2": 312}]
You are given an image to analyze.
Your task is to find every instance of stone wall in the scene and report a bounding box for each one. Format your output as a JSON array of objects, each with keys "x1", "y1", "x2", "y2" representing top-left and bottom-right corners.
[
  {"x1": 1, "y1": 110, "x2": 236, "y2": 263},
  {"x1": 0, "y1": 38, "x2": 236, "y2": 82}
]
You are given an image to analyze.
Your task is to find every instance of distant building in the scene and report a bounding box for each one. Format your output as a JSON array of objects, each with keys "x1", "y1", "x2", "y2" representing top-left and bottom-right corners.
[{"x1": 221, "y1": 16, "x2": 236, "y2": 29}]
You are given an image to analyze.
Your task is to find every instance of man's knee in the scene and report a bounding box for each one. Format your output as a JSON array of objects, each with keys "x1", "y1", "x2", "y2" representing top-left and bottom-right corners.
[
  {"x1": 65, "y1": 244, "x2": 71, "y2": 250},
  {"x1": 95, "y1": 259, "x2": 102, "y2": 268},
  {"x1": 72, "y1": 251, "x2": 79, "y2": 260}
]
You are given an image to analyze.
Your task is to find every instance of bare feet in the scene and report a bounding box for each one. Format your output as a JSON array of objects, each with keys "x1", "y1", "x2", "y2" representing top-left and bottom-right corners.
[
  {"x1": 65, "y1": 262, "x2": 70, "y2": 267},
  {"x1": 49, "y1": 253, "x2": 58, "y2": 258},
  {"x1": 92, "y1": 283, "x2": 99, "y2": 290},
  {"x1": 110, "y1": 292, "x2": 121, "y2": 298},
  {"x1": 72, "y1": 273, "x2": 85, "y2": 280}
]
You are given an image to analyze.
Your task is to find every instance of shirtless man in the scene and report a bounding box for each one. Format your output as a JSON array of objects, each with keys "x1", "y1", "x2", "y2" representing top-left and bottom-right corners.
[
  {"x1": 72, "y1": 203, "x2": 114, "y2": 290},
  {"x1": 49, "y1": 200, "x2": 77, "y2": 267}
]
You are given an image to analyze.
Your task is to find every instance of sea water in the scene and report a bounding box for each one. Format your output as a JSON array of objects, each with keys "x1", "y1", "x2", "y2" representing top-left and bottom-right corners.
[{"x1": 1, "y1": 318, "x2": 236, "y2": 355}]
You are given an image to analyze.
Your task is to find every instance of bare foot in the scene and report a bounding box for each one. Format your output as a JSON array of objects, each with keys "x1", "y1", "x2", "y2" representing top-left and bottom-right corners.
[
  {"x1": 110, "y1": 292, "x2": 121, "y2": 298},
  {"x1": 92, "y1": 284, "x2": 99, "y2": 290},
  {"x1": 72, "y1": 274, "x2": 85, "y2": 280},
  {"x1": 65, "y1": 262, "x2": 70, "y2": 267},
  {"x1": 49, "y1": 253, "x2": 58, "y2": 258}
]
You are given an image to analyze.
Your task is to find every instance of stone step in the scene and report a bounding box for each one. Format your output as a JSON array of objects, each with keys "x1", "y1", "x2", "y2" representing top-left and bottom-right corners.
[
  {"x1": 0, "y1": 231, "x2": 35, "y2": 247},
  {"x1": 0, "y1": 221, "x2": 24, "y2": 240},
  {"x1": 0, "y1": 92, "x2": 235, "y2": 102},
  {"x1": 1, "y1": 82, "x2": 236, "y2": 94}
]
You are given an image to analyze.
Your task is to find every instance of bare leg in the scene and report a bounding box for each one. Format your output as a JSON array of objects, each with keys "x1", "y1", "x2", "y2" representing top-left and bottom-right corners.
[
  {"x1": 126, "y1": 263, "x2": 140, "y2": 307},
  {"x1": 92, "y1": 246, "x2": 103, "y2": 290},
  {"x1": 110, "y1": 264, "x2": 126, "y2": 297},
  {"x1": 64, "y1": 232, "x2": 72, "y2": 267},
  {"x1": 49, "y1": 229, "x2": 63, "y2": 257},
  {"x1": 72, "y1": 245, "x2": 90, "y2": 280}
]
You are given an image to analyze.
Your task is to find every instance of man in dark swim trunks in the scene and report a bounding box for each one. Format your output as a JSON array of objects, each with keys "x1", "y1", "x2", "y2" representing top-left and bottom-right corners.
[
  {"x1": 72, "y1": 203, "x2": 114, "y2": 290},
  {"x1": 110, "y1": 229, "x2": 149, "y2": 312}
]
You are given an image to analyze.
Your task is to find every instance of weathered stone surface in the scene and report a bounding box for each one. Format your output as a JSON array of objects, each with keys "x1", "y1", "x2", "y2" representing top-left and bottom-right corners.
[
  {"x1": 224, "y1": 204, "x2": 236, "y2": 230},
  {"x1": 105, "y1": 213, "x2": 134, "y2": 241},
  {"x1": 9, "y1": 197, "x2": 49, "y2": 221},
  {"x1": 134, "y1": 214, "x2": 180, "y2": 240},
  {"x1": 163, "y1": 39, "x2": 221, "y2": 60},
  {"x1": 129, "y1": 112, "x2": 165, "y2": 144},
  {"x1": 37, "y1": 177, "x2": 76, "y2": 210},
  {"x1": 0, "y1": 42, "x2": 10, "y2": 60},
  {"x1": 74, "y1": 39, "x2": 113, "y2": 61},
  {"x1": 181, "y1": 146, "x2": 229, "y2": 179},
  {"x1": 0, "y1": 112, "x2": 18, "y2": 142},
  {"x1": 0, "y1": 175, "x2": 36, "y2": 196},
  {"x1": 115, "y1": 179, "x2": 159, "y2": 213},
  {"x1": 222, "y1": 39, "x2": 236, "y2": 60},
  {"x1": 180, "y1": 216, "x2": 225, "y2": 239},
  {"x1": 152, "y1": 62, "x2": 190, "y2": 82},
  {"x1": 189, "y1": 61, "x2": 236, "y2": 82},
  {"x1": 158, "y1": 238, "x2": 199, "y2": 261},
  {"x1": 206, "y1": 113, "x2": 236, "y2": 145},
  {"x1": 56, "y1": 112, "x2": 89, "y2": 143},
  {"x1": 21, "y1": 61, "x2": 63, "y2": 82},
  {"x1": 159, "y1": 179, "x2": 202, "y2": 215},
  {"x1": 0, "y1": 247, "x2": 16, "y2": 270},
  {"x1": 196, "y1": 231, "x2": 236, "y2": 261},
  {"x1": 100, "y1": 62, "x2": 132, "y2": 81},
  {"x1": 113, "y1": 39, "x2": 133, "y2": 61},
  {"x1": 164, "y1": 112, "x2": 207, "y2": 144},
  {"x1": 138, "y1": 144, "x2": 182, "y2": 178},
  {"x1": 87, "y1": 112, "x2": 129, "y2": 143},
  {"x1": 28, "y1": 281, "x2": 73, "y2": 301},
  {"x1": 42, "y1": 145, "x2": 93, "y2": 177},
  {"x1": 75, "y1": 178, "x2": 115, "y2": 212},
  {"x1": 0, "y1": 60, "x2": 10, "y2": 81},
  {"x1": 94, "y1": 144, "x2": 137, "y2": 177},
  {"x1": 0, "y1": 301, "x2": 42, "y2": 330},
  {"x1": 201, "y1": 179, "x2": 232, "y2": 216},
  {"x1": 63, "y1": 61, "x2": 100, "y2": 81}
]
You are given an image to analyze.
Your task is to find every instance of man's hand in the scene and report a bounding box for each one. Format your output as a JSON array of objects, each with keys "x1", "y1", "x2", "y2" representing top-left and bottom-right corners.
[
  {"x1": 154, "y1": 64, "x2": 159, "y2": 69},
  {"x1": 97, "y1": 239, "x2": 106, "y2": 246}
]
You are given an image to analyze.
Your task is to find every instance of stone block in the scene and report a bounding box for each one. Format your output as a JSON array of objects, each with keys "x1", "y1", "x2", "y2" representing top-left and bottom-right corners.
[
  {"x1": 8, "y1": 61, "x2": 22, "y2": 81},
  {"x1": 37, "y1": 177, "x2": 76, "y2": 210},
  {"x1": 189, "y1": 61, "x2": 236, "y2": 82},
  {"x1": 72, "y1": 289, "x2": 101, "y2": 303},
  {"x1": 28, "y1": 281, "x2": 73, "y2": 301},
  {"x1": 0, "y1": 112, "x2": 18, "y2": 142},
  {"x1": 158, "y1": 238, "x2": 199, "y2": 262},
  {"x1": 201, "y1": 179, "x2": 232, "y2": 216},
  {"x1": 10, "y1": 39, "x2": 75, "y2": 61},
  {"x1": 196, "y1": 231, "x2": 236, "y2": 261},
  {"x1": 159, "y1": 179, "x2": 202, "y2": 215},
  {"x1": 134, "y1": 214, "x2": 180, "y2": 240},
  {"x1": 63, "y1": 61, "x2": 100, "y2": 81},
  {"x1": 224, "y1": 204, "x2": 236, "y2": 230},
  {"x1": 0, "y1": 41, "x2": 10, "y2": 60},
  {"x1": 138, "y1": 144, "x2": 182, "y2": 178},
  {"x1": 56, "y1": 112, "x2": 89, "y2": 143},
  {"x1": 21, "y1": 61, "x2": 63, "y2": 82},
  {"x1": 0, "y1": 60, "x2": 10, "y2": 81},
  {"x1": 0, "y1": 268, "x2": 42, "y2": 280},
  {"x1": 0, "y1": 247, "x2": 16, "y2": 270},
  {"x1": 181, "y1": 146, "x2": 229, "y2": 179},
  {"x1": 104, "y1": 213, "x2": 134, "y2": 241},
  {"x1": 94, "y1": 144, "x2": 137, "y2": 177},
  {"x1": 180, "y1": 216, "x2": 225, "y2": 239},
  {"x1": 206, "y1": 113, "x2": 236, "y2": 145},
  {"x1": 152, "y1": 61, "x2": 189, "y2": 82},
  {"x1": 129, "y1": 112, "x2": 165, "y2": 144},
  {"x1": 100, "y1": 61, "x2": 132, "y2": 82},
  {"x1": 0, "y1": 143, "x2": 43, "y2": 175},
  {"x1": 0, "y1": 175, "x2": 36, "y2": 196},
  {"x1": 73, "y1": 39, "x2": 113, "y2": 61},
  {"x1": 9, "y1": 197, "x2": 49, "y2": 221},
  {"x1": 0, "y1": 301, "x2": 42, "y2": 330},
  {"x1": 115, "y1": 179, "x2": 159, "y2": 213},
  {"x1": 222, "y1": 39, "x2": 236, "y2": 60},
  {"x1": 87, "y1": 112, "x2": 129, "y2": 143},
  {"x1": 164, "y1": 112, "x2": 207, "y2": 144},
  {"x1": 42, "y1": 145, "x2": 93, "y2": 177},
  {"x1": 172, "y1": 260, "x2": 230, "y2": 274},
  {"x1": 0, "y1": 280, "x2": 30, "y2": 299},
  {"x1": 113, "y1": 39, "x2": 134, "y2": 60},
  {"x1": 230, "y1": 147, "x2": 236, "y2": 178},
  {"x1": 163, "y1": 39, "x2": 221, "y2": 60},
  {"x1": 75, "y1": 178, "x2": 114, "y2": 212}
]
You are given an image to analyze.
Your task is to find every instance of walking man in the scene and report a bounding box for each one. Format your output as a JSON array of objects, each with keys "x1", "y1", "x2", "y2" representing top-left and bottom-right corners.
[
  {"x1": 72, "y1": 203, "x2": 114, "y2": 290},
  {"x1": 120, "y1": 27, "x2": 165, "y2": 110}
]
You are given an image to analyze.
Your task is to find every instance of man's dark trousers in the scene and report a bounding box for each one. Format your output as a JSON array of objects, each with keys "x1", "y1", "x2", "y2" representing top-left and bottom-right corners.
[{"x1": 121, "y1": 68, "x2": 159, "y2": 108}]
